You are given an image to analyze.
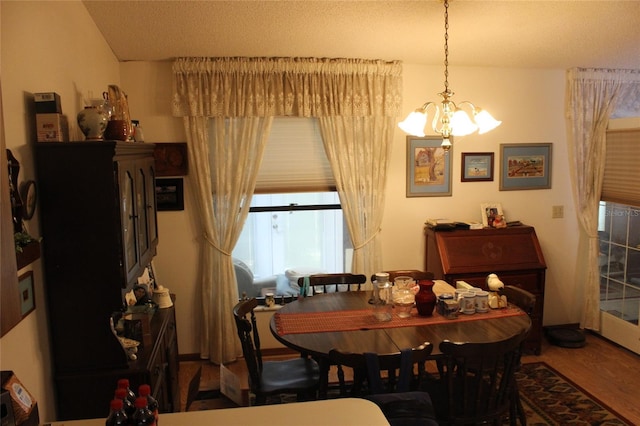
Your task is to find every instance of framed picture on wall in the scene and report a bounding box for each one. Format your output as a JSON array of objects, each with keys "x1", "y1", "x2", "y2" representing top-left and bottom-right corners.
[
  {"x1": 155, "y1": 178, "x2": 184, "y2": 211},
  {"x1": 461, "y1": 152, "x2": 494, "y2": 182},
  {"x1": 500, "y1": 143, "x2": 552, "y2": 190},
  {"x1": 18, "y1": 270, "x2": 35, "y2": 318},
  {"x1": 406, "y1": 136, "x2": 452, "y2": 197}
]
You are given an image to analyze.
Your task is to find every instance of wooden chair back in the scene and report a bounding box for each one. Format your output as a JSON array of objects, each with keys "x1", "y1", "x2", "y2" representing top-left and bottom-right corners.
[
  {"x1": 233, "y1": 298, "x2": 263, "y2": 390},
  {"x1": 371, "y1": 270, "x2": 435, "y2": 284},
  {"x1": 499, "y1": 285, "x2": 536, "y2": 315},
  {"x1": 329, "y1": 342, "x2": 433, "y2": 394},
  {"x1": 436, "y1": 327, "x2": 530, "y2": 425},
  {"x1": 298, "y1": 273, "x2": 367, "y2": 293}
]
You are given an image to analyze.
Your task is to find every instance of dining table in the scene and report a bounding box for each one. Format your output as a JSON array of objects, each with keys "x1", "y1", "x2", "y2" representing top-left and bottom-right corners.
[{"x1": 269, "y1": 280, "x2": 531, "y2": 394}]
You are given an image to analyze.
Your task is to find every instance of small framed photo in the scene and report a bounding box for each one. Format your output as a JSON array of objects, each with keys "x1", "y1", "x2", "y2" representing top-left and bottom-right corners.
[
  {"x1": 461, "y1": 152, "x2": 494, "y2": 182},
  {"x1": 480, "y1": 202, "x2": 507, "y2": 228},
  {"x1": 406, "y1": 136, "x2": 452, "y2": 197},
  {"x1": 155, "y1": 178, "x2": 184, "y2": 211},
  {"x1": 18, "y1": 270, "x2": 35, "y2": 318},
  {"x1": 500, "y1": 143, "x2": 552, "y2": 190}
]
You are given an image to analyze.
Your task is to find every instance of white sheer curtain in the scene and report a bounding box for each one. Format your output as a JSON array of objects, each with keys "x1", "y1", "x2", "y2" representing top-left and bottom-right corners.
[
  {"x1": 565, "y1": 68, "x2": 640, "y2": 331},
  {"x1": 319, "y1": 116, "x2": 395, "y2": 283},
  {"x1": 173, "y1": 57, "x2": 402, "y2": 363}
]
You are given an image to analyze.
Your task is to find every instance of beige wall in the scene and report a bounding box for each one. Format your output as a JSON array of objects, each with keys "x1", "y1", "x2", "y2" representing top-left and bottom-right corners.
[
  {"x1": 2, "y1": 1, "x2": 582, "y2": 422},
  {"x1": 1, "y1": 1, "x2": 120, "y2": 422}
]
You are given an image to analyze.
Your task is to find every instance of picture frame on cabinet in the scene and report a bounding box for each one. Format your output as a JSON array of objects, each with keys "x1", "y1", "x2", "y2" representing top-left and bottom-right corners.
[
  {"x1": 156, "y1": 178, "x2": 184, "y2": 211},
  {"x1": 461, "y1": 152, "x2": 494, "y2": 182},
  {"x1": 480, "y1": 202, "x2": 506, "y2": 228},
  {"x1": 406, "y1": 136, "x2": 452, "y2": 197},
  {"x1": 18, "y1": 270, "x2": 35, "y2": 318},
  {"x1": 500, "y1": 143, "x2": 552, "y2": 190}
]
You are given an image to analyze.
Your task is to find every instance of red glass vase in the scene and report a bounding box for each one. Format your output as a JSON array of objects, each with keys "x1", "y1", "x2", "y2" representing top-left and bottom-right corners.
[{"x1": 415, "y1": 279, "x2": 436, "y2": 316}]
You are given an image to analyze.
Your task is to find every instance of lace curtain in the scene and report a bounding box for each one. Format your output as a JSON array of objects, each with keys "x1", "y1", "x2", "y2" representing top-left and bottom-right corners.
[
  {"x1": 565, "y1": 67, "x2": 640, "y2": 331},
  {"x1": 173, "y1": 57, "x2": 402, "y2": 364}
]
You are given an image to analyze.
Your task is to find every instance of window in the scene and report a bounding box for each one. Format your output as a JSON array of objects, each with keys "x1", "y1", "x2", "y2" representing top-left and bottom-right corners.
[
  {"x1": 231, "y1": 118, "x2": 348, "y2": 295},
  {"x1": 233, "y1": 192, "x2": 350, "y2": 280},
  {"x1": 598, "y1": 202, "x2": 640, "y2": 325}
]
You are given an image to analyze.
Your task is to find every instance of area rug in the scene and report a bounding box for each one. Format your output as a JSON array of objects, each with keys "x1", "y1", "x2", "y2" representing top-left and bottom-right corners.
[
  {"x1": 516, "y1": 362, "x2": 631, "y2": 426},
  {"x1": 191, "y1": 362, "x2": 632, "y2": 425}
]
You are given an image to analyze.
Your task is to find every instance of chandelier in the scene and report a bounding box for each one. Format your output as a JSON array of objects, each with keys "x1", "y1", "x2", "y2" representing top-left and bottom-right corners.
[{"x1": 398, "y1": 0, "x2": 501, "y2": 150}]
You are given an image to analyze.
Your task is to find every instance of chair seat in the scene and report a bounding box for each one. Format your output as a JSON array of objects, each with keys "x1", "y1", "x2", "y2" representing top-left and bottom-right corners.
[
  {"x1": 365, "y1": 391, "x2": 439, "y2": 426},
  {"x1": 258, "y1": 357, "x2": 321, "y2": 395}
]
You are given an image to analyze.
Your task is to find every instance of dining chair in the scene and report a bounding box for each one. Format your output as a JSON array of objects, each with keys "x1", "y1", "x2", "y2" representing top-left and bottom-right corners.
[
  {"x1": 298, "y1": 273, "x2": 368, "y2": 294},
  {"x1": 499, "y1": 285, "x2": 536, "y2": 425},
  {"x1": 296, "y1": 273, "x2": 367, "y2": 396},
  {"x1": 499, "y1": 285, "x2": 536, "y2": 316},
  {"x1": 425, "y1": 326, "x2": 530, "y2": 425},
  {"x1": 232, "y1": 298, "x2": 320, "y2": 405},
  {"x1": 329, "y1": 342, "x2": 438, "y2": 426}
]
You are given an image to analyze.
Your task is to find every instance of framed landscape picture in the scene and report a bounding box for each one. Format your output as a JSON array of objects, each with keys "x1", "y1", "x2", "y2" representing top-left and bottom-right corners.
[
  {"x1": 500, "y1": 143, "x2": 552, "y2": 190},
  {"x1": 461, "y1": 152, "x2": 494, "y2": 182},
  {"x1": 406, "y1": 136, "x2": 452, "y2": 197}
]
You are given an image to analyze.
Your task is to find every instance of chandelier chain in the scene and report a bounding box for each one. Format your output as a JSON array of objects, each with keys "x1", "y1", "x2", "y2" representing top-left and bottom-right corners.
[{"x1": 443, "y1": 0, "x2": 449, "y2": 93}]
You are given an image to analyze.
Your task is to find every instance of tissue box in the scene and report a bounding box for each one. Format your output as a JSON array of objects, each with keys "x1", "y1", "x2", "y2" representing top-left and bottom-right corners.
[
  {"x1": 34, "y1": 92, "x2": 62, "y2": 114},
  {"x1": 1, "y1": 371, "x2": 39, "y2": 426}
]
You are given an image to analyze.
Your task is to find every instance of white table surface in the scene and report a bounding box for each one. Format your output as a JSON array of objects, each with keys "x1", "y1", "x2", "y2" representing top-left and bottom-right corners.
[{"x1": 45, "y1": 398, "x2": 390, "y2": 426}]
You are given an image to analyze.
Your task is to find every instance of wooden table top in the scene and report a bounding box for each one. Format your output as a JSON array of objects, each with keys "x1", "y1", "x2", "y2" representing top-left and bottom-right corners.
[{"x1": 269, "y1": 291, "x2": 531, "y2": 357}]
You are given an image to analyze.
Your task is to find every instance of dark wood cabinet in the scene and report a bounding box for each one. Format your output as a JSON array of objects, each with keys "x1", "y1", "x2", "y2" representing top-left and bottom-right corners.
[
  {"x1": 36, "y1": 142, "x2": 178, "y2": 420},
  {"x1": 425, "y1": 225, "x2": 546, "y2": 354}
]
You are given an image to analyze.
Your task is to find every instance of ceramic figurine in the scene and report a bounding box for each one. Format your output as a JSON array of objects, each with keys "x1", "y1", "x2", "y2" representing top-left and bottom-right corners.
[{"x1": 487, "y1": 273, "x2": 508, "y2": 308}]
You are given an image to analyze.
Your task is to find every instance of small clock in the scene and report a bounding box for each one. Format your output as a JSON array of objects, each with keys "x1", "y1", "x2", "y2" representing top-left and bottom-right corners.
[{"x1": 20, "y1": 180, "x2": 37, "y2": 220}]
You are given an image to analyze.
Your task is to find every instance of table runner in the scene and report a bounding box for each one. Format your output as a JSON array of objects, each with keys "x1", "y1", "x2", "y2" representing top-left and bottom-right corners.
[{"x1": 274, "y1": 306, "x2": 525, "y2": 335}]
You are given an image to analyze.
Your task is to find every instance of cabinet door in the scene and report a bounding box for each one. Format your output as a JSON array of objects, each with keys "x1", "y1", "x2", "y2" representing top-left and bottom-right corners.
[
  {"x1": 120, "y1": 160, "x2": 141, "y2": 284},
  {"x1": 139, "y1": 158, "x2": 158, "y2": 268}
]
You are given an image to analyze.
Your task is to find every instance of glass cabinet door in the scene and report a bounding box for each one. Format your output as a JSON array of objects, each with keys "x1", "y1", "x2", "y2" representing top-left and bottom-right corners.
[{"x1": 120, "y1": 161, "x2": 140, "y2": 283}]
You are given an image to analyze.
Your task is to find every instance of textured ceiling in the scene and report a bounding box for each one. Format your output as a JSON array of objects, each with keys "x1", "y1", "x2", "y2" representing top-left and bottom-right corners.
[{"x1": 83, "y1": 1, "x2": 640, "y2": 70}]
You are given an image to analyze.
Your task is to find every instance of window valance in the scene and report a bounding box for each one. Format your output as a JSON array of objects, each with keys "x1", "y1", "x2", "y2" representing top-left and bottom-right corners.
[{"x1": 172, "y1": 57, "x2": 403, "y2": 118}]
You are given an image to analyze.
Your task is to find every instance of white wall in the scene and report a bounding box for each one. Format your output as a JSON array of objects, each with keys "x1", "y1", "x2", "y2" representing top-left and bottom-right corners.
[
  {"x1": 0, "y1": 1, "x2": 120, "y2": 422},
  {"x1": 1, "y1": 1, "x2": 583, "y2": 421}
]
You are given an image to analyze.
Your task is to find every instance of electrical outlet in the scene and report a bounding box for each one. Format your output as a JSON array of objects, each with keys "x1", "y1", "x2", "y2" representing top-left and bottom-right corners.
[{"x1": 552, "y1": 205, "x2": 564, "y2": 219}]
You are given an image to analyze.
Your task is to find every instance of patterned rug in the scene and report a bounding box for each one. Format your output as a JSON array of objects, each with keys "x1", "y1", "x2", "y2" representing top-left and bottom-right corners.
[
  {"x1": 192, "y1": 362, "x2": 632, "y2": 425},
  {"x1": 517, "y1": 362, "x2": 631, "y2": 425}
]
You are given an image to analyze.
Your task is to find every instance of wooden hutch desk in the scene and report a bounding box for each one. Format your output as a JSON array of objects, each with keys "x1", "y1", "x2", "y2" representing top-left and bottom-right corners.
[{"x1": 425, "y1": 225, "x2": 546, "y2": 354}]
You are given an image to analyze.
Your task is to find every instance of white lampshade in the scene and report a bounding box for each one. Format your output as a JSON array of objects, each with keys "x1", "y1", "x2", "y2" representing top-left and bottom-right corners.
[
  {"x1": 474, "y1": 109, "x2": 502, "y2": 134},
  {"x1": 398, "y1": 111, "x2": 427, "y2": 137},
  {"x1": 450, "y1": 109, "x2": 477, "y2": 136}
]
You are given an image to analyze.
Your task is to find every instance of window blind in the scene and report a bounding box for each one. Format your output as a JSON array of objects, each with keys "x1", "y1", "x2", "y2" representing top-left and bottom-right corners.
[
  {"x1": 255, "y1": 117, "x2": 335, "y2": 193},
  {"x1": 602, "y1": 128, "x2": 640, "y2": 207}
]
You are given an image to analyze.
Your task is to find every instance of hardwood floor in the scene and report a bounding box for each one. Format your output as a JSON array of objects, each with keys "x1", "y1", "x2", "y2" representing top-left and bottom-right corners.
[{"x1": 178, "y1": 332, "x2": 640, "y2": 424}]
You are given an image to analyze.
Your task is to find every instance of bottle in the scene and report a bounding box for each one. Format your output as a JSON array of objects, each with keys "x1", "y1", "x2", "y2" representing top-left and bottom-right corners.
[
  {"x1": 138, "y1": 384, "x2": 158, "y2": 424},
  {"x1": 114, "y1": 388, "x2": 135, "y2": 419},
  {"x1": 132, "y1": 397, "x2": 156, "y2": 426},
  {"x1": 117, "y1": 378, "x2": 137, "y2": 404},
  {"x1": 105, "y1": 398, "x2": 128, "y2": 426}
]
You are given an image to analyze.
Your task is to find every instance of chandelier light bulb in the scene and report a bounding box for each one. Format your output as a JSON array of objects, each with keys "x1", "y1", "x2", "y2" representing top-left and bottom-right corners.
[
  {"x1": 398, "y1": 110, "x2": 427, "y2": 137},
  {"x1": 450, "y1": 109, "x2": 478, "y2": 136},
  {"x1": 474, "y1": 109, "x2": 502, "y2": 134}
]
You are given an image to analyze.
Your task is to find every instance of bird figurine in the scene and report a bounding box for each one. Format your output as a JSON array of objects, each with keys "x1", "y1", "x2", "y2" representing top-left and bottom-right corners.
[{"x1": 486, "y1": 273, "x2": 508, "y2": 308}]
